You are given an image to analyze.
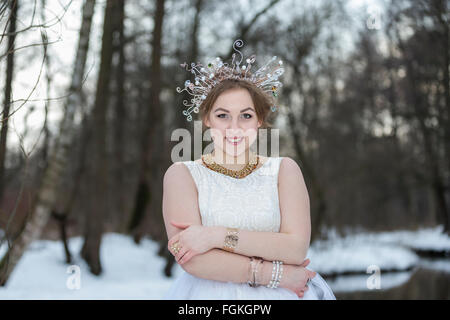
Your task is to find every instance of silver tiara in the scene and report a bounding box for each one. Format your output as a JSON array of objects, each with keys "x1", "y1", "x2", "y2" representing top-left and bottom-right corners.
[{"x1": 176, "y1": 39, "x2": 285, "y2": 122}]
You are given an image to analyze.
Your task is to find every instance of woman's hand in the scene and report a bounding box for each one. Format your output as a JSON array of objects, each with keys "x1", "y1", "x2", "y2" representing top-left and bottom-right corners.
[
  {"x1": 168, "y1": 221, "x2": 216, "y2": 265},
  {"x1": 279, "y1": 258, "x2": 317, "y2": 298}
]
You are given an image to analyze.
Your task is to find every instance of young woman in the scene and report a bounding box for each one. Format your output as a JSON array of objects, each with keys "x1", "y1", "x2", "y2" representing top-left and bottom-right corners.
[{"x1": 162, "y1": 76, "x2": 336, "y2": 299}]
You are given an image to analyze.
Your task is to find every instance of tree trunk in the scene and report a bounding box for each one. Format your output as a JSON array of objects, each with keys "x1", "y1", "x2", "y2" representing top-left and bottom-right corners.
[
  {"x1": 0, "y1": 0, "x2": 18, "y2": 202},
  {"x1": 0, "y1": 0, "x2": 96, "y2": 286},
  {"x1": 112, "y1": 0, "x2": 128, "y2": 233},
  {"x1": 285, "y1": 101, "x2": 326, "y2": 243},
  {"x1": 436, "y1": 0, "x2": 450, "y2": 235},
  {"x1": 395, "y1": 26, "x2": 450, "y2": 235},
  {"x1": 80, "y1": 0, "x2": 117, "y2": 275},
  {"x1": 129, "y1": 0, "x2": 166, "y2": 243},
  {"x1": 159, "y1": 0, "x2": 204, "y2": 277}
]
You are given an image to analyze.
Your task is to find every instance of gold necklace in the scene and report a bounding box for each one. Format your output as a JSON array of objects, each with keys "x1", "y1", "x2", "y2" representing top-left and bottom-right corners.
[{"x1": 201, "y1": 152, "x2": 259, "y2": 179}]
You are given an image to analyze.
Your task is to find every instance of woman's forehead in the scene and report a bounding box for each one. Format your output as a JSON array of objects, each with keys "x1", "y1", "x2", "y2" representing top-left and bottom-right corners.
[{"x1": 214, "y1": 90, "x2": 254, "y2": 109}]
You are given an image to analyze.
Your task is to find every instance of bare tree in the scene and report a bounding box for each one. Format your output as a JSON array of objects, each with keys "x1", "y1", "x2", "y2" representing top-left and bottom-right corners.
[
  {"x1": 0, "y1": 0, "x2": 96, "y2": 286},
  {"x1": 273, "y1": 2, "x2": 338, "y2": 241},
  {"x1": 129, "y1": 0, "x2": 166, "y2": 243},
  {"x1": 0, "y1": 0, "x2": 18, "y2": 202},
  {"x1": 388, "y1": 0, "x2": 449, "y2": 234},
  {"x1": 112, "y1": 0, "x2": 127, "y2": 233},
  {"x1": 80, "y1": 0, "x2": 119, "y2": 275},
  {"x1": 222, "y1": 0, "x2": 282, "y2": 62}
]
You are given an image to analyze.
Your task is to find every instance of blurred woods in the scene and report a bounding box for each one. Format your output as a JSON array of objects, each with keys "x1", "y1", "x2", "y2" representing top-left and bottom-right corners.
[{"x1": 0, "y1": 0, "x2": 448, "y2": 285}]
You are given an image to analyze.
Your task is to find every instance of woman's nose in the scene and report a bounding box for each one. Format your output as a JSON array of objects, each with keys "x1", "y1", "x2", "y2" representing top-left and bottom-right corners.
[
  {"x1": 229, "y1": 117, "x2": 243, "y2": 129},
  {"x1": 227, "y1": 122, "x2": 243, "y2": 134}
]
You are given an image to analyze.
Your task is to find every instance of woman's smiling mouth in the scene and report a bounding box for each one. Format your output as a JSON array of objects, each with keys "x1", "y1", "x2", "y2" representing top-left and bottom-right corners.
[{"x1": 225, "y1": 136, "x2": 244, "y2": 145}]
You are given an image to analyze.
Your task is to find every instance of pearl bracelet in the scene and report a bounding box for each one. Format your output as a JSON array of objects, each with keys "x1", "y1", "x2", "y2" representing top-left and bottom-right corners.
[{"x1": 267, "y1": 260, "x2": 283, "y2": 289}]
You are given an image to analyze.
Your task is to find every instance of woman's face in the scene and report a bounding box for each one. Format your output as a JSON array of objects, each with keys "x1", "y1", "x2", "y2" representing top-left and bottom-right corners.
[{"x1": 204, "y1": 88, "x2": 262, "y2": 159}]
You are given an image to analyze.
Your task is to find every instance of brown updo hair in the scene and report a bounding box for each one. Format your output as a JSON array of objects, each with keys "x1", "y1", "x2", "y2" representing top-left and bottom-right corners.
[{"x1": 199, "y1": 78, "x2": 275, "y2": 129}]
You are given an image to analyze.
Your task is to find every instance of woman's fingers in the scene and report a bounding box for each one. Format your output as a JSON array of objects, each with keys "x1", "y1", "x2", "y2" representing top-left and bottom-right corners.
[
  {"x1": 179, "y1": 251, "x2": 192, "y2": 265},
  {"x1": 175, "y1": 246, "x2": 188, "y2": 261},
  {"x1": 300, "y1": 259, "x2": 310, "y2": 267},
  {"x1": 304, "y1": 268, "x2": 316, "y2": 280},
  {"x1": 297, "y1": 285, "x2": 309, "y2": 298},
  {"x1": 168, "y1": 235, "x2": 180, "y2": 249}
]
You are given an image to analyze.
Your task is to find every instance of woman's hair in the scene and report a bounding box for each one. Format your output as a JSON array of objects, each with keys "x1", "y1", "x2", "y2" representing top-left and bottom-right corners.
[{"x1": 199, "y1": 78, "x2": 275, "y2": 129}]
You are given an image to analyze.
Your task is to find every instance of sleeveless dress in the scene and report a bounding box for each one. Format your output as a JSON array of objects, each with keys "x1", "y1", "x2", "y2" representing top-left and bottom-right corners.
[{"x1": 163, "y1": 156, "x2": 336, "y2": 300}]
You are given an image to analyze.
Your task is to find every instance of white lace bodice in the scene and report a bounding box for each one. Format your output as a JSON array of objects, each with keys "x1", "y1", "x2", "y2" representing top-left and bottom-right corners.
[{"x1": 182, "y1": 157, "x2": 284, "y2": 232}]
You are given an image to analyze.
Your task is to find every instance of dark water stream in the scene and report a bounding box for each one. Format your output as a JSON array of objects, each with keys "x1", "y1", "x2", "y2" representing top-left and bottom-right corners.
[{"x1": 326, "y1": 258, "x2": 450, "y2": 299}]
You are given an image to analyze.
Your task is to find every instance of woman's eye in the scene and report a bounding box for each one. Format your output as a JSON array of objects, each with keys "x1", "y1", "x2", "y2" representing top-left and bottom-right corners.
[{"x1": 217, "y1": 113, "x2": 252, "y2": 119}]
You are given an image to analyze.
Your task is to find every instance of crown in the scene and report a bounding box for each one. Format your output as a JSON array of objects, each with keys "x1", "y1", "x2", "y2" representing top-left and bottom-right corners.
[{"x1": 176, "y1": 39, "x2": 285, "y2": 122}]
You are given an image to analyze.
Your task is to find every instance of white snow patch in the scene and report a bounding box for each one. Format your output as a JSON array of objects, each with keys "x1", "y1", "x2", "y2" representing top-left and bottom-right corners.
[
  {"x1": 0, "y1": 233, "x2": 179, "y2": 299},
  {"x1": 0, "y1": 226, "x2": 448, "y2": 299}
]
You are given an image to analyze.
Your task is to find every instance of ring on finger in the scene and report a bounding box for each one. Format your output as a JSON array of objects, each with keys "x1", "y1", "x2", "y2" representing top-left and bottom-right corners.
[
  {"x1": 171, "y1": 240, "x2": 180, "y2": 249},
  {"x1": 171, "y1": 241, "x2": 181, "y2": 254},
  {"x1": 172, "y1": 246, "x2": 181, "y2": 254}
]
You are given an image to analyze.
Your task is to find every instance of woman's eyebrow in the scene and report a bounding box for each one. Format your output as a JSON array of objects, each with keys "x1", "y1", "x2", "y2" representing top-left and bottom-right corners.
[{"x1": 214, "y1": 107, "x2": 255, "y2": 113}]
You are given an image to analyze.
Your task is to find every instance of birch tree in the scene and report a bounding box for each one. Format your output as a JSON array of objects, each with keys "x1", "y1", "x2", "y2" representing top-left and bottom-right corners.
[{"x1": 0, "y1": 0, "x2": 96, "y2": 286}]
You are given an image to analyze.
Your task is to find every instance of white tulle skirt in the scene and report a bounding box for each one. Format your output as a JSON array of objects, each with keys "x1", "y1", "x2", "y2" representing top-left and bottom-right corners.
[{"x1": 163, "y1": 268, "x2": 336, "y2": 300}]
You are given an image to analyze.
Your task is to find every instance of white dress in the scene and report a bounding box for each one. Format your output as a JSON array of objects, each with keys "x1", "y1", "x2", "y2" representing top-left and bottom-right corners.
[{"x1": 163, "y1": 156, "x2": 336, "y2": 300}]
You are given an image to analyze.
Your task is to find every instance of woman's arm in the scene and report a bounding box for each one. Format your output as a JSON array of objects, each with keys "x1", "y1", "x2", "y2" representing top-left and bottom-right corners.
[
  {"x1": 168, "y1": 157, "x2": 312, "y2": 265},
  {"x1": 178, "y1": 246, "x2": 315, "y2": 300},
  {"x1": 162, "y1": 160, "x2": 314, "y2": 296},
  {"x1": 180, "y1": 247, "x2": 274, "y2": 285},
  {"x1": 209, "y1": 226, "x2": 307, "y2": 265},
  {"x1": 214, "y1": 157, "x2": 312, "y2": 265},
  {"x1": 163, "y1": 162, "x2": 270, "y2": 285}
]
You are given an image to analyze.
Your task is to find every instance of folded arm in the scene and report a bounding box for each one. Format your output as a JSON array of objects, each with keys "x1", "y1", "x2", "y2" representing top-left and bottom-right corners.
[
  {"x1": 210, "y1": 226, "x2": 307, "y2": 265},
  {"x1": 163, "y1": 157, "x2": 311, "y2": 275},
  {"x1": 178, "y1": 247, "x2": 274, "y2": 285},
  {"x1": 209, "y1": 157, "x2": 311, "y2": 265}
]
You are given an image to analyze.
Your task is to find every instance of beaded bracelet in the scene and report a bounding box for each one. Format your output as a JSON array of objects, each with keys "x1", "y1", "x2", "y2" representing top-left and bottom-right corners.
[
  {"x1": 267, "y1": 261, "x2": 277, "y2": 288},
  {"x1": 266, "y1": 260, "x2": 283, "y2": 289},
  {"x1": 275, "y1": 261, "x2": 283, "y2": 288}
]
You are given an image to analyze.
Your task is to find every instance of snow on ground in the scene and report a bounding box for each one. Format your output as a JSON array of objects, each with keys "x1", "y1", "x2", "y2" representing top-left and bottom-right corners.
[
  {"x1": 325, "y1": 269, "x2": 414, "y2": 293},
  {"x1": 375, "y1": 226, "x2": 450, "y2": 251},
  {"x1": 308, "y1": 225, "x2": 450, "y2": 275},
  {"x1": 334, "y1": 225, "x2": 450, "y2": 251},
  {"x1": 0, "y1": 225, "x2": 448, "y2": 299},
  {"x1": 0, "y1": 233, "x2": 181, "y2": 299},
  {"x1": 308, "y1": 240, "x2": 419, "y2": 276}
]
